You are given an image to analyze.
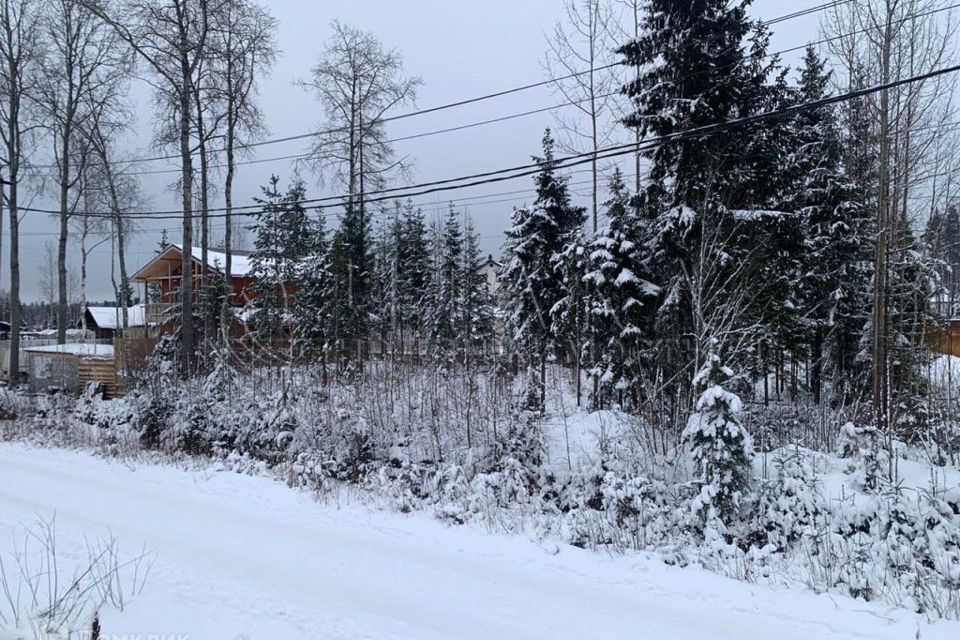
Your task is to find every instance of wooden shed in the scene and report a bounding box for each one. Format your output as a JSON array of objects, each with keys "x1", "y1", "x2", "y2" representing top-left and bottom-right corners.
[
  {"x1": 82, "y1": 304, "x2": 147, "y2": 341},
  {"x1": 23, "y1": 343, "x2": 117, "y2": 397}
]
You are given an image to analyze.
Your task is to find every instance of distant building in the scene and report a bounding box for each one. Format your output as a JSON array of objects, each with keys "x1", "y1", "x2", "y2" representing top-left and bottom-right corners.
[
  {"x1": 81, "y1": 304, "x2": 147, "y2": 341},
  {"x1": 479, "y1": 254, "x2": 502, "y2": 298}
]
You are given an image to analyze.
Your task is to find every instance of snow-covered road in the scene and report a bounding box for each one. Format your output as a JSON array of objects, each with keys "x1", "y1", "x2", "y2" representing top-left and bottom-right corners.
[{"x1": 1, "y1": 443, "x2": 957, "y2": 640}]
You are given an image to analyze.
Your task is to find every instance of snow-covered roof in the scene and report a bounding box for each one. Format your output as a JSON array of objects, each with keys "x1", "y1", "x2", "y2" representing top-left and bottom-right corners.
[
  {"x1": 233, "y1": 305, "x2": 297, "y2": 326},
  {"x1": 24, "y1": 343, "x2": 114, "y2": 359},
  {"x1": 30, "y1": 329, "x2": 88, "y2": 338},
  {"x1": 482, "y1": 255, "x2": 503, "y2": 269},
  {"x1": 181, "y1": 244, "x2": 254, "y2": 277},
  {"x1": 131, "y1": 244, "x2": 254, "y2": 282},
  {"x1": 86, "y1": 304, "x2": 146, "y2": 329}
]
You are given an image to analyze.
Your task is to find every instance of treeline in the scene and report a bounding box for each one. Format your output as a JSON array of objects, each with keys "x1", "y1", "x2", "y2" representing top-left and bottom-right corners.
[
  {"x1": 236, "y1": 177, "x2": 497, "y2": 371},
  {"x1": 0, "y1": 296, "x2": 123, "y2": 332}
]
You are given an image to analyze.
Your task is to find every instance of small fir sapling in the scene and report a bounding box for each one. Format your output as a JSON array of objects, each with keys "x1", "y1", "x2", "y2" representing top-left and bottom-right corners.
[{"x1": 682, "y1": 347, "x2": 755, "y2": 530}]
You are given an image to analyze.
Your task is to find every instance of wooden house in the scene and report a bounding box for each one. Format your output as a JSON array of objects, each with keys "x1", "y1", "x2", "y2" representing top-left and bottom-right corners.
[{"x1": 130, "y1": 244, "x2": 257, "y2": 332}]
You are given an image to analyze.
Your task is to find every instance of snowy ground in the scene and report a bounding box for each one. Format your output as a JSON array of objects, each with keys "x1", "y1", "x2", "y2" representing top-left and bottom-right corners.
[{"x1": 2, "y1": 444, "x2": 959, "y2": 640}]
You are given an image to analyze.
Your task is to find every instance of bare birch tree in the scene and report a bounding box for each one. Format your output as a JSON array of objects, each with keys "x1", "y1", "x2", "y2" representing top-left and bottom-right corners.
[
  {"x1": 74, "y1": 171, "x2": 112, "y2": 337},
  {"x1": 39, "y1": 241, "x2": 57, "y2": 324},
  {"x1": 544, "y1": 0, "x2": 621, "y2": 232},
  {"x1": 0, "y1": 0, "x2": 42, "y2": 386},
  {"x1": 81, "y1": 0, "x2": 223, "y2": 375},
  {"x1": 85, "y1": 108, "x2": 143, "y2": 331},
  {"x1": 35, "y1": 0, "x2": 130, "y2": 344},
  {"x1": 298, "y1": 21, "x2": 421, "y2": 208},
  {"x1": 209, "y1": 0, "x2": 276, "y2": 343}
]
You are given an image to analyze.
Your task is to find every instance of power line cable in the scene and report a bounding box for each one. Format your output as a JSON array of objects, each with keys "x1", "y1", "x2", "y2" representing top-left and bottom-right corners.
[
  {"x1": 20, "y1": 63, "x2": 960, "y2": 221},
  {"x1": 765, "y1": 0, "x2": 852, "y2": 26},
  {"x1": 22, "y1": 0, "x2": 867, "y2": 173},
  {"x1": 45, "y1": 0, "x2": 955, "y2": 181}
]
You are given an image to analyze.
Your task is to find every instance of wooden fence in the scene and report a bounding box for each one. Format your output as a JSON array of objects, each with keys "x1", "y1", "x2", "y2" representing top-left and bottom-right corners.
[{"x1": 78, "y1": 358, "x2": 119, "y2": 398}]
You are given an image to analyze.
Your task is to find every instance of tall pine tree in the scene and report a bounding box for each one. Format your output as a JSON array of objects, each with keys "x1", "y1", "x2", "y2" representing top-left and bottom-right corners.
[
  {"x1": 460, "y1": 215, "x2": 496, "y2": 363},
  {"x1": 428, "y1": 205, "x2": 464, "y2": 364},
  {"x1": 328, "y1": 199, "x2": 373, "y2": 369},
  {"x1": 396, "y1": 201, "x2": 432, "y2": 360},
  {"x1": 249, "y1": 176, "x2": 321, "y2": 360},
  {"x1": 295, "y1": 208, "x2": 333, "y2": 366}
]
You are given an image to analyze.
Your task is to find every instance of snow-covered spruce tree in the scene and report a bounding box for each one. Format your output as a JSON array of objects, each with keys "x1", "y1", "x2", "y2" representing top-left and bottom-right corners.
[
  {"x1": 198, "y1": 265, "x2": 229, "y2": 359},
  {"x1": 428, "y1": 205, "x2": 464, "y2": 364},
  {"x1": 887, "y1": 224, "x2": 939, "y2": 441},
  {"x1": 460, "y1": 214, "x2": 496, "y2": 363},
  {"x1": 837, "y1": 421, "x2": 884, "y2": 491},
  {"x1": 396, "y1": 200, "x2": 432, "y2": 361},
  {"x1": 501, "y1": 130, "x2": 586, "y2": 410},
  {"x1": 728, "y1": 56, "x2": 810, "y2": 399},
  {"x1": 682, "y1": 348, "x2": 754, "y2": 528},
  {"x1": 731, "y1": 66, "x2": 810, "y2": 402},
  {"x1": 737, "y1": 207, "x2": 806, "y2": 403},
  {"x1": 787, "y1": 46, "x2": 873, "y2": 405},
  {"x1": 833, "y1": 68, "x2": 880, "y2": 401},
  {"x1": 550, "y1": 220, "x2": 589, "y2": 405},
  {"x1": 327, "y1": 198, "x2": 373, "y2": 369},
  {"x1": 752, "y1": 448, "x2": 827, "y2": 552},
  {"x1": 293, "y1": 205, "x2": 332, "y2": 365},
  {"x1": 369, "y1": 215, "x2": 396, "y2": 358},
  {"x1": 619, "y1": 0, "x2": 785, "y2": 402},
  {"x1": 249, "y1": 176, "x2": 319, "y2": 361},
  {"x1": 583, "y1": 169, "x2": 658, "y2": 408}
]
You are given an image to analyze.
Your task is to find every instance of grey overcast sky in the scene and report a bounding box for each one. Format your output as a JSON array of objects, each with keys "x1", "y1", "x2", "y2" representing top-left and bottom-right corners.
[{"x1": 10, "y1": 0, "x2": 824, "y2": 303}]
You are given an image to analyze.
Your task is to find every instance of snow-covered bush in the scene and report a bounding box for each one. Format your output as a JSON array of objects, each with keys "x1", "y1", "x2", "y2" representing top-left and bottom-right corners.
[
  {"x1": 561, "y1": 466, "x2": 679, "y2": 551},
  {"x1": 496, "y1": 409, "x2": 545, "y2": 469},
  {"x1": 751, "y1": 449, "x2": 828, "y2": 551},
  {"x1": 837, "y1": 422, "x2": 886, "y2": 490},
  {"x1": 794, "y1": 486, "x2": 960, "y2": 616}
]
